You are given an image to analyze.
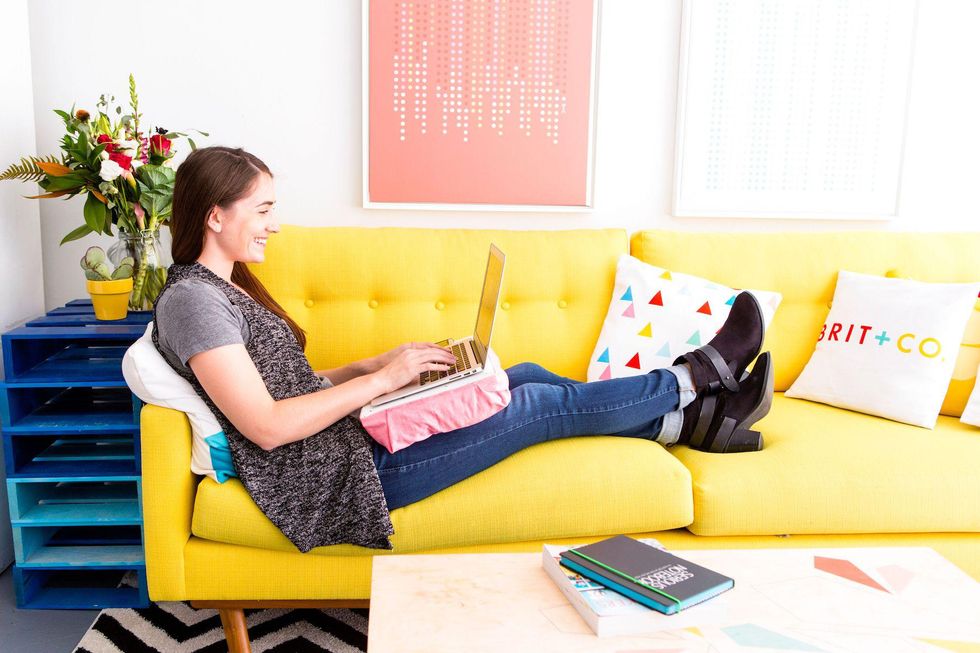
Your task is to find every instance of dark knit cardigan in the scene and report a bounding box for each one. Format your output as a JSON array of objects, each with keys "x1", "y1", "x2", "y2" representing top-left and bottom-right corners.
[{"x1": 152, "y1": 262, "x2": 394, "y2": 552}]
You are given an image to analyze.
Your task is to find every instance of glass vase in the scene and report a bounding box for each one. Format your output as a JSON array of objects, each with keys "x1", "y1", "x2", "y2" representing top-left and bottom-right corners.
[{"x1": 107, "y1": 229, "x2": 171, "y2": 311}]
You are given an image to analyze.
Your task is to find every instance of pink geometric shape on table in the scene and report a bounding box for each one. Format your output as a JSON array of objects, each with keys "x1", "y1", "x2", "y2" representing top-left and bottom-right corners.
[
  {"x1": 813, "y1": 556, "x2": 890, "y2": 593},
  {"x1": 877, "y1": 564, "x2": 915, "y2": 593},
  {"x1": 622, "y1": 302, "x2": 635, "y2": 318}
]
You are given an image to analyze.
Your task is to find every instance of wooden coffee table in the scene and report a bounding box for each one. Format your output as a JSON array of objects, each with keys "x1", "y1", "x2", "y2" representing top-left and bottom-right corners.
[{"x1": 368, "y1": 547, "x2": 980, "y2": 652}]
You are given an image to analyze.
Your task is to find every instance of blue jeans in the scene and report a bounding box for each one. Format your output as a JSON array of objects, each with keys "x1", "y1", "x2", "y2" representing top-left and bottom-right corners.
[{"x1": 371, "y1": 362, "x2": 681, "y2": 510}]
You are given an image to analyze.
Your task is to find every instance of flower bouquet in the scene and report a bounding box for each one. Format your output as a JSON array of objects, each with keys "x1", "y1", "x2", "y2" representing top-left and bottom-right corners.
[{"x1": 1, "y1": 74, "x2": 207, "y2": 310}]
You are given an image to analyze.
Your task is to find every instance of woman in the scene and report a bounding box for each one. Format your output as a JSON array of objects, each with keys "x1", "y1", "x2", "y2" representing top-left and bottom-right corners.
[{"x1": 152, "y1": 146, "x2": 774, "y2": 553}]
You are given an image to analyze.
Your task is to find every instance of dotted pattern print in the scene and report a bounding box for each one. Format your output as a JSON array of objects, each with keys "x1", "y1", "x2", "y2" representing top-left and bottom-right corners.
[
  {"x1": 368, "y1": 0, "x2": 596, "y2": 206},
  {"x1": 677, "y1": 0, "x2": 917, "y2": 217}
]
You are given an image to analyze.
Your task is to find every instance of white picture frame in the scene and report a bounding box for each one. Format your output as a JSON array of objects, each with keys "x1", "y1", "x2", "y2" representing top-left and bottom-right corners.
[{"x1": 672, "y1": 0, "x2": 919, "y2": 220}]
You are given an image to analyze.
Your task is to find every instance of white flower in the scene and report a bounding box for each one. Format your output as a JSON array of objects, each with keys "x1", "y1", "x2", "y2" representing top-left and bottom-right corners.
[
  {"x1": 100, "y1": 150, "x2": 110, "y2": 160},
  {"x1": 99, "y1": 158, "x2": 124, "y2": 181},
  {"x1": 118, "y1": 138, "x2": 140, "y2": 155}
]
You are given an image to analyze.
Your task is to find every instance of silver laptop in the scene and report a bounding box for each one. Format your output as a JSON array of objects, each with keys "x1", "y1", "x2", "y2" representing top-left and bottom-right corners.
[{"x1": 369, "y1": 244, "x2": 506, "y2": 407}]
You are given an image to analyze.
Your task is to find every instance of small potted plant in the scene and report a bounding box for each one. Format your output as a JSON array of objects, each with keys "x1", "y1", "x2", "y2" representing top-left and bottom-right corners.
[{"x1": 80, "y1": 246, "x2": 135, "y2": 320}]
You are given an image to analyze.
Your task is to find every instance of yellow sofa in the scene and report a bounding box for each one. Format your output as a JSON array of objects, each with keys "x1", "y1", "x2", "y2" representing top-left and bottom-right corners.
[{"x1": 141, "y1": 227, "x2": 980, "y2": 613}]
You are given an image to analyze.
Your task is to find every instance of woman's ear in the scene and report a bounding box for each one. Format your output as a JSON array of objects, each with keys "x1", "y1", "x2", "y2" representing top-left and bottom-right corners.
[{"x1": 207, "y1": 207, "x2": 222, "y2": 234}]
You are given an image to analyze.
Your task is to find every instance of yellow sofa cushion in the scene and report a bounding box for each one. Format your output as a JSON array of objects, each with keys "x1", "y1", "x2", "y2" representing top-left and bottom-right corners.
[
  {"x1": 673, "y1": 394, "x2": 980, "y2": 536},
  {"x1": 630, "y1": 230, "x2": 980, "y2": 413},
  {"x1": 253, "y1": 226, "x2": 629, "y2": 382},
  {"x1": 191, "y1": 437, "x2": 695, "y2": 554}
]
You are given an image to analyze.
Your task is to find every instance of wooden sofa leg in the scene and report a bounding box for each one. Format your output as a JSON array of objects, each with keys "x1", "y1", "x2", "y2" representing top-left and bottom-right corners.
[{"x1": 218, "y1": 607, "x2": 252, "y2": 653}]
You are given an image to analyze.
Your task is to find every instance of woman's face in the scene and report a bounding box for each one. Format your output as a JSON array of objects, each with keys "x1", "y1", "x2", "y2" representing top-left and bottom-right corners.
[{"x1": 208, "y1": 173, "x2": 279, "y2": 264}]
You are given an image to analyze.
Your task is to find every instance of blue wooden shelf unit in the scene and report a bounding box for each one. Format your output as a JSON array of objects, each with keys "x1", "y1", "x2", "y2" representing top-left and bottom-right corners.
[{"x1": 2, "y1": 299, "x2": 152, "y2": 609}]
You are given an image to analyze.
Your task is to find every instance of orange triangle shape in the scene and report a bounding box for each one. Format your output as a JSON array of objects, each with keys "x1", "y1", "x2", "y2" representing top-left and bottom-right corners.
[
  {"x1": 697, "y1": 301, "x2": 712, "y2": 315},
  {"x1": 649, "y1": 290, "x2": 664, "y2": 306},
  {"x1": 814, "y1": 556, "x2": 889, "y2": 593},
  {"x1": 625, "y1": 353, "x2": 642, "y2": 369}
]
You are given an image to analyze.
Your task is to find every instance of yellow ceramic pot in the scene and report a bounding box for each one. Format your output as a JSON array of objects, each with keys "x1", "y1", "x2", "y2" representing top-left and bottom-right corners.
[{"x1": 86, "y1": 278, "x2": 133, "y2": 320}]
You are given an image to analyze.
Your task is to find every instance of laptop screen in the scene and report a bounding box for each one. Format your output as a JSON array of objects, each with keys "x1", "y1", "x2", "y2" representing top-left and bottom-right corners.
[{"x1": 473, "y1": 244, "x2": 505, "y2": 363}]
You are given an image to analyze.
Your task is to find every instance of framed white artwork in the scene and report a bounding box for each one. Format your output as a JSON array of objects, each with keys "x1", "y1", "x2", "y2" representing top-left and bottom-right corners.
[{"x1": 673, "y1": 0, "x2": 919, "y2": 220}]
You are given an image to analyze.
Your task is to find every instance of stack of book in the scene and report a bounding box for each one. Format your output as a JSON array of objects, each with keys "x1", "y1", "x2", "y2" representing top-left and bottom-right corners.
[{"x1": 542, "y1": 535, "x2": 734, "y2": 637}]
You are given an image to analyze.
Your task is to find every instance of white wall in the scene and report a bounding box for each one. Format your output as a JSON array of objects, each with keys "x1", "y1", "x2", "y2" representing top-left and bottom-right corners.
[
  {"x1": 25, "y1": 0, "x2": 980, "y2": 309},
  {"x1": 0, "y1": 0, "x2": 45, "y2": 571}
]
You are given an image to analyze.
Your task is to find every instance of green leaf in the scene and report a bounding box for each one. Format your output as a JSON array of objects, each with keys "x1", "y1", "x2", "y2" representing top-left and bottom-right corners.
[
  {"x1": 111, "y1": 262, "x2": 133, "y2": 280},
  {"x1": 43, "y1": 173, "x2": 87, "y2": 192},
  {"x1": 83, "y1": 192, "x2": 106, "y2": 233},
  {"x1": 60, "y1": 223, "x2": 93, "y2": 245},
  {"x1": 139, "y1": 189, "x2": 171, "y2": 217},
  {"x1": 188, "y1": 138, "x2": 197, "y2": 151},
  {"x1": 0, "y1": 155, "x2": 63, "y2": 182},
  {"x1": 136, "y1": 164, "x2": 171, "y2": 189}
]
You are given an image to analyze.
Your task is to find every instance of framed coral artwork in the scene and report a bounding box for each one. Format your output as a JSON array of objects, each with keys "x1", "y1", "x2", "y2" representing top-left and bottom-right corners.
[{"x1": 363, "y1": 0, "x2": 601, "y2": 211}]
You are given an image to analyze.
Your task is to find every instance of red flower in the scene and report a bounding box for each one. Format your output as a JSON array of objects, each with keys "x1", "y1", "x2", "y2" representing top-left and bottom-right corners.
[
  {"x1": 149, "y1": 134, "x2": 172, "y2": 156},
  {"x1": 96, "y1": 134, "x2": 118, "y2": 153},
  {"x1": 108, "y1": 151, "x2": 133, "y2": 171}
]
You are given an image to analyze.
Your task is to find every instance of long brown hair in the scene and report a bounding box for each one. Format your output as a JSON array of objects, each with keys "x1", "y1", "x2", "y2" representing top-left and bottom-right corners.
[{"x1": 170, "y1": 146, "x2": 306, "y2": 349}]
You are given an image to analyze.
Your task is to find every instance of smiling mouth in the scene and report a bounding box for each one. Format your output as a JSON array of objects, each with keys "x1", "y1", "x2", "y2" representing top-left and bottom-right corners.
[{"x1": 253, "y1": 237, "x2": 267, "y2": 247}]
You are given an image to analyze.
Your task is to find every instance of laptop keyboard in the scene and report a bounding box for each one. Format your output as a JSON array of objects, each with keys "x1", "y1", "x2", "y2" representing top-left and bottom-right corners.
[{"x1": 420, "y1": 343, "x2": 472, "y2": 385}]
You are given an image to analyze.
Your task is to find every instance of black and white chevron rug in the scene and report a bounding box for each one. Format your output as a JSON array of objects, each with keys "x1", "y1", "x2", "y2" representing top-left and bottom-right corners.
[{"x1": 72, "y1": 601, "x2": 369, "y2": 653}]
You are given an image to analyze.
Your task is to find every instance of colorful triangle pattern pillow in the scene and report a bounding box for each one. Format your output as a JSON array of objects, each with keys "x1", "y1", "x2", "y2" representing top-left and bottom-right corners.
[{"x1": 587, "y1": 255, "x2": 782, "y2": 382}]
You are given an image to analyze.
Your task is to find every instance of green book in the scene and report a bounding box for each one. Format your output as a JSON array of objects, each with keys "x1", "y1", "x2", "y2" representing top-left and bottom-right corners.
[{"x1": 559, "y1": 535, "x2": 734, "y2": 614}]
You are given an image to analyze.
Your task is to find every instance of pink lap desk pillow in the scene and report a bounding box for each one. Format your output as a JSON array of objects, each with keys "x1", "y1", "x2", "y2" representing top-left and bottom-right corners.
[{"x1": 359, "y1": 348, "x2": 511, "y2": 453}]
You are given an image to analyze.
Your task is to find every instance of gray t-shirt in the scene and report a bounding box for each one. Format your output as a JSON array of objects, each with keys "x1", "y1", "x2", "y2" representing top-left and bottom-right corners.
[{"x1": 155, "y1": 279, "x2": 333, "y2": 388}]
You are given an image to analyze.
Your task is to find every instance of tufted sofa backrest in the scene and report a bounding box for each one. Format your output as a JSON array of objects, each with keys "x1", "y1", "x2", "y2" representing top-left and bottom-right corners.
[
  {"x1": 631, "y1": 230, "x2": 980, "y2": 393},
  {"x1": 251, "y1": 226, "x2": 628, "y2": 381}
]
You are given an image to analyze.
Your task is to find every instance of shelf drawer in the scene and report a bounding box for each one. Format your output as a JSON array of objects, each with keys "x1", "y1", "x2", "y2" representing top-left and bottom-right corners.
[
  {"x1": 0, "y1": 386, "x2": 140, "y2": 433},
  {"x1": 13, "y1": 523, "x2": 144, "y2": 566},
  {"x1": 9, "y1": 479, "x2": 142, "y2": 526},
  {"x1": 2, "y1": 340, "x2": 132, "y2": 385},
  {"x1": 13, "y1": 565, "x2": 149, "y2": 609},
  {"x1": 4, "y1": 432, "x2": 140, "y2": 477}
]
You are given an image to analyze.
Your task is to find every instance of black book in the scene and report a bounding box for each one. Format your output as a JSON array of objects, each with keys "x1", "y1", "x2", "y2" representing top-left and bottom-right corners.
[{"x1": 558, "y1": 535, "x2": 733, "y2": 615}]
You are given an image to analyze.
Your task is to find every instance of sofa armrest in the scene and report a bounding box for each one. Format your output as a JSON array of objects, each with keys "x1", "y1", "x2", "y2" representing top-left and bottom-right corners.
[{"x1": 141, "y1": 404, "x2": 197, "y2": 600}]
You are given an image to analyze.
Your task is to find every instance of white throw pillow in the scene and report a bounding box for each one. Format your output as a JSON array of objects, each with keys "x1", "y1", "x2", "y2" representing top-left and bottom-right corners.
[
  {"x1": 587, "y1": 255, "x2": 782, "y2": 381},
  {"x1": 786, "y1": 271, "x2": 980, "y2": 429},
  {"x1": 962, "y1": 363, "x2": 980, "y2": 427},
  {"x1": 122, "y1": 322, "x2": 237, "y2": 483}
]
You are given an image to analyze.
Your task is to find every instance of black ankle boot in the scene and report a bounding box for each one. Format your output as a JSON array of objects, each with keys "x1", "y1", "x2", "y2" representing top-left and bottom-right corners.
[
  {"x1": 673, "y1": 292, "x2": 766, "y2": 396},
  {"x1": 678, "y1": 352, "x2": 773, "y2": 453}
]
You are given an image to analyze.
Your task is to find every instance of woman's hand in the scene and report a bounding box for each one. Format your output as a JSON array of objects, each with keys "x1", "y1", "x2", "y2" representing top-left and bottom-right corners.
[
  {"x1": 369, "y1": 342, "x2": 447, "y2": 373},
  {"x1": 373, "y1": 343, "x2": 458, "y2": 395}
]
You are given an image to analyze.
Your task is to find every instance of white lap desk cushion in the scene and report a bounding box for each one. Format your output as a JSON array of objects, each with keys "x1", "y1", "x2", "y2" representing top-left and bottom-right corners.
[{"x1": 122, "y1": 322, "x2": 235, "y2": 482}]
